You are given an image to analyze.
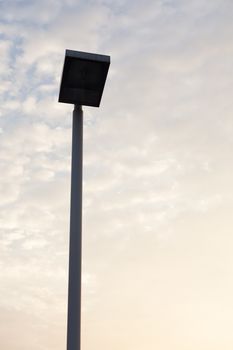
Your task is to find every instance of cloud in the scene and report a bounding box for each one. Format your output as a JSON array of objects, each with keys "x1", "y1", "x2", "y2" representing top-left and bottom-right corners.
[{"x1": 1, "y1": 0, "x2": 233, "y2": 349}]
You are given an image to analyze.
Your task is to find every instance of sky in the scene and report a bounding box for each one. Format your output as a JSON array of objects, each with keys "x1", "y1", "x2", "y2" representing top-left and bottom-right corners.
[{"x1": 1, "y1": 0, "x2": 233, "y2": 349}]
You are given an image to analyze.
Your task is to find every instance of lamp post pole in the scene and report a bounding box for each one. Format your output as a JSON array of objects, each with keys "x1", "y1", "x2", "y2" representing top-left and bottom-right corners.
[
  {"x1": 58, "y1": 48, "x2": 110, "y2": 350},
  {"x1": 67, "y1": 105, "x2": 83, "y2": 350}
]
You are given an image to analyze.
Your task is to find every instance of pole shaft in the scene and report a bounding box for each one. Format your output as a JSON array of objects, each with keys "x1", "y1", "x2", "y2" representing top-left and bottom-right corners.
[{"x1": 67, "y1": 105, "x2": 83, "y2": 350}]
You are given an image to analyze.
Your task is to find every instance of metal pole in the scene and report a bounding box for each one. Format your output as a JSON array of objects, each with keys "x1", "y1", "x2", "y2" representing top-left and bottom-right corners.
[{"x1": 67, "y1": 104, "x2": 83, "y2": 350}]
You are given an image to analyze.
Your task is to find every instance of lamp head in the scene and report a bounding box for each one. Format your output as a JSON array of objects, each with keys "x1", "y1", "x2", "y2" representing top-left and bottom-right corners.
[{"x1": 58, "y1": 49, "x2": 110, "y2": 107}]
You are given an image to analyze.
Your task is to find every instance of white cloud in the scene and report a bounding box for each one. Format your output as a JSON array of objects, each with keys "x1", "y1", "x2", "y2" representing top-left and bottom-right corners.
[{"x1": 1, "y1": 0, "x2": 233, "y2": 349}]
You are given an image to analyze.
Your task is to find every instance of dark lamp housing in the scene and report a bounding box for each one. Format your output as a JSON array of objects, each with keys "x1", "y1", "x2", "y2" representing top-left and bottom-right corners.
[{"x1": 58, "y1": 49, "x2": 110, "y2": 107}]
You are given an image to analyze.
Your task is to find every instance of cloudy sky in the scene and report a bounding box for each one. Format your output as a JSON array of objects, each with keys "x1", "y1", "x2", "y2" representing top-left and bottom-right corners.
[{"x1": 1, "y1": 0, "x2": 233, "y2": 349}]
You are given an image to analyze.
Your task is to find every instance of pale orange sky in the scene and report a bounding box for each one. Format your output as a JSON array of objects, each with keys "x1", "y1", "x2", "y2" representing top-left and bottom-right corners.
[{"x1": 1, "y1": 0, "x2": 233, "y2": 349}]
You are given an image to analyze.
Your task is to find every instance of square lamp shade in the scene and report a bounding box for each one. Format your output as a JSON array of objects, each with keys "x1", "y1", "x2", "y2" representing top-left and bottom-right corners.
[{"x1": 58, "y1": 49, "x2": 110, "y2": 107}]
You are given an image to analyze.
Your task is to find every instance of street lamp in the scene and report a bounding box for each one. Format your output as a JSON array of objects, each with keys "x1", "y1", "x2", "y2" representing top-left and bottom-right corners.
[{"x1": 58, "y1": 49, "x2": 110, "y2": 350}]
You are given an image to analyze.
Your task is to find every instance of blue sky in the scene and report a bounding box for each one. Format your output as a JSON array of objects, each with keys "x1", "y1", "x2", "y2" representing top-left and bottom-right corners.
[{"x1": 1, "y1": 0, "x2": 233, "y2": 349}]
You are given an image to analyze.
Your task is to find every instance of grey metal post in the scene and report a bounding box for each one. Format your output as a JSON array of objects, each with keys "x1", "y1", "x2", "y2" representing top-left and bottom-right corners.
[{"x1": 67, "y1": 105, "x2": 83, "y2": 350}]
